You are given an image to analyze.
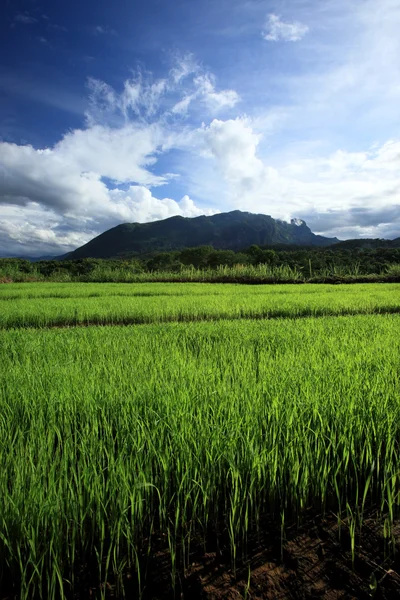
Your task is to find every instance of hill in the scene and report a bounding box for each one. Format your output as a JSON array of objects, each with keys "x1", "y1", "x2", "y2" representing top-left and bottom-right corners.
[{"x1": 65, "y1": 211, "x2": 339, "y2": 259}]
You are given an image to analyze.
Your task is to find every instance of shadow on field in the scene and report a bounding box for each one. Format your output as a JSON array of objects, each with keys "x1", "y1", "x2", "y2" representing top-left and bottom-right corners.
[
  {"x1": 139, "y1": 509, "x2": 400, "y2": 599},
  {"x1": 2, "y1": 509, "x2": 399, "y2": 599}
]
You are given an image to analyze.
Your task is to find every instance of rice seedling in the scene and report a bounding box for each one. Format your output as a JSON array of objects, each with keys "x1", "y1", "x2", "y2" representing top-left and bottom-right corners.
[{"x1": 0, "y1": 312, "x2": 399, "y2": 597}]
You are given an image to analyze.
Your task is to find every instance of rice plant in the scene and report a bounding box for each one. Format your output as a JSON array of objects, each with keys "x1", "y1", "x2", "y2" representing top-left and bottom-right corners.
[{"x1": 0, "y1": 312, "x2": 399, "y2": 598}]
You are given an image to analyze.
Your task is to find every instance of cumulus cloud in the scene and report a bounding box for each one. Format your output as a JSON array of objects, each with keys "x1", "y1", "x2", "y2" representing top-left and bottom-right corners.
[
  {"x1": 0, "y1": 123, "x2": 214, "y2": 255},
  {"x1": 3, "y1": 20, "x2": 400, "y2": 260},
  {"x1": 0, "y1": 204, "x2": 93, "y2": 257},
  {"x1": 56, "y1": 124, "x2": 166, "y2": 185},
  {"x1": 0, "y1": 123, "x2": 166, "y2": 217},
  {"x1": 262, "y1": 14, "x2": 309, "y2": 42},
  {"x1": 0, "y1": 56, "x2": 238, "y2": 255},
  {"x1": 180, "y1": 0, "x2": 400, "y2": 241},
  {"x1": 0, "y1": 187, "x2": 214, "y2": 257},
  {"x1": 198, "y1": 118, "x2": 400, "y2": 239},
  {"x1": 202, "y1": 118, "x2": 263, "y2": 182}
]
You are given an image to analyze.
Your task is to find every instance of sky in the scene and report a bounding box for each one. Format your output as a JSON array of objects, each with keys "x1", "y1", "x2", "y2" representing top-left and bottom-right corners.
[{"x1": 1, "y1": 0, "x2": 400, "y2": 257}]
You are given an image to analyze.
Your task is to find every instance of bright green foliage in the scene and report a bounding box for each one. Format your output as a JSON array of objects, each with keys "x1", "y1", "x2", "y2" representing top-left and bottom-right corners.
[
  {"x1": 0, "y1": 282, "x2": 399, "y2": 328},
  {"x1": 0, "y1": 284, "x2": 399, "y2": 597}
]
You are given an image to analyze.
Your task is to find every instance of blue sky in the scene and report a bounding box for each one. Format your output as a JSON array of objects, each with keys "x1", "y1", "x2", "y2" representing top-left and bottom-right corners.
[{"x1": 1, "y1": 0, "x2": 400, "y2": 256}]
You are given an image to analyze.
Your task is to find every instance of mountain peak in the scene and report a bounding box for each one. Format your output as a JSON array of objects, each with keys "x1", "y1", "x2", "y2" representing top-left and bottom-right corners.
[{"x1": 291, "y1": 218, "x2": 307, "y2": 227}]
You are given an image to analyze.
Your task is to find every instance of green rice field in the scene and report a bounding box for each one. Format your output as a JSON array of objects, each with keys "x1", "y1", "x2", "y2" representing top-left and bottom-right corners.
[
  {"x1": 0, "y1": 282, "x2": 399, "y2": 328},
  {"x1": 0, "y1": 282, "x2": 399, "y2": 598}
]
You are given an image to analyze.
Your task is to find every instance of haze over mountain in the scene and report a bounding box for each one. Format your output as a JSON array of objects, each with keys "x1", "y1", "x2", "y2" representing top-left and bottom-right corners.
[
  {"x1": 65, "y1": 211, "x2": 338, "y2": 259},
  {"x1": 1, "y1": 0, "x2": 400, "y2": 257}
]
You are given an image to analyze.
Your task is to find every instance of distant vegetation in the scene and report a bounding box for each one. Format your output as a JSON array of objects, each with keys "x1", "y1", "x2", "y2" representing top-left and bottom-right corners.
[{"x1": 1, "y1": 244, "x2": 400, "y2": 283}]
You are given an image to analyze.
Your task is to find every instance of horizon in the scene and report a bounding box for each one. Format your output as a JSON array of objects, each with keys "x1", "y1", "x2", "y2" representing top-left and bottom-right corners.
[{"x1": 1, "y1": 0, "x2": 400, "y2": 256}]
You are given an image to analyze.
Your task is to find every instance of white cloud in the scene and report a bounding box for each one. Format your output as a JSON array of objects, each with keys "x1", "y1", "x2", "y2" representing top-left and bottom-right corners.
[
  {"x1": 170, "y1": 73, "x2": 240, "y2": 115},
  {"x1": 202, "y1": 118, "x2": 263, "y2": 182},
  {"x1": 14, "y1": 13, "x2": 37, "y2": 25},
  {"x1": 0, "y1": 125, "x2": 187, "y2": 224},
  {"x1": 171, "y1": 95, "x2": 194, "y2": 115},
  {"x1": 197, "y1": 118, "x2": 400, "y2": 239},
  {"x1": 0, "y1": 204, "x2": 93, "y2": 257},
  {"x1": 255, "y1": 0, "x2": 400, "y2": 142},
  {"x1": 87, "y1": 75, "x2": 168, "y2": 123},
  {"x1": 93, "y1": 25, "x2": 116, "y2": 35},
  {"x1": 170, "y1": 53, "x2": 200, "y2": 84},
  {"x1": 262, "y1": 14, "x2": 309, "y2": 42},
  {"x1": 168, "y1": 0, "x2": 398, "y2": 240},
  {"x1": 56, "y1": 124, "x2": 166, "y2": 184},
  {"x1": 3, "y1": 17, "x2": 400, "y2": 261},
  {"x1": 0, "y1": 57, "x2": 237, "y2": 255},
  {"x1": 0, "y1": 118, "x2": 195, "y2": 254},
  {"x1": 0, "y1": 188, "x2": 215, "y2": 257},
  {"x1": 86, "y1": 61, "x2": 238, "y2": 124},
  {"x1": 107, "y1": 187, "x2": 215, "y2": 223},
  {"x1": 122, "y1": 77, "x2": 167, "y2": 118},
  {"x1": 0, "y1": 123, "x2": 166, "y2": 217},
  {"x1": 193, "y1": 75, "x2": 240, "y2": 111}
]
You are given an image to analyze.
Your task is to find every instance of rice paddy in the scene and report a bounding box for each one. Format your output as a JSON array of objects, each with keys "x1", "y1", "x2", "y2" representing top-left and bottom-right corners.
[
  {"x1": 0, "y1": 282, "x2": 399, "y2": 598},
  {"x1": 0, "y1": 282, "x2": 399, "y2": 328}
]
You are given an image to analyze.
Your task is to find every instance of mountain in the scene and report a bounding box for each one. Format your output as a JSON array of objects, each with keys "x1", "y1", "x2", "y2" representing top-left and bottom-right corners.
[{"x1": 65, "y1": 211, "x2": 340, "y2": 259}]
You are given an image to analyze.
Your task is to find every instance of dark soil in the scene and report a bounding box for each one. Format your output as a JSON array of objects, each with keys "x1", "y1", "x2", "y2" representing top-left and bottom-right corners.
[
  {"x1": 138, "y1": 510, "x2": 400, "y2": 600},
  {"x1": 2, "y1": 510, "x2": 399, "y2": 599}
]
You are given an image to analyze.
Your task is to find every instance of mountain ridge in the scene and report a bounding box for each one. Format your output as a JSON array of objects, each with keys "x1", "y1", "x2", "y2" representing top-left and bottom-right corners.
[{"x1": 65, "y1": 210, "x2": 340, "y2": 259}]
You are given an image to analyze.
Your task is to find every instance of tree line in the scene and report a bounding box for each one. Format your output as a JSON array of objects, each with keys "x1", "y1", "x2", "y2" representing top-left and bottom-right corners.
[{"x1": 1, "y1": 244, "x2": 400, "y2": 279}]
